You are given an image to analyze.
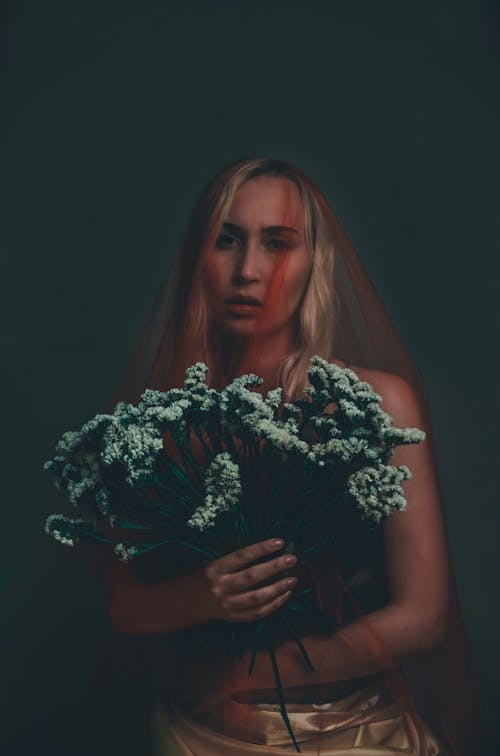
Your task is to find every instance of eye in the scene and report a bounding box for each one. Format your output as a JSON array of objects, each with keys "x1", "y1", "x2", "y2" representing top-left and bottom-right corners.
[
  {"x1": 265, "y1": 238, "x2": 291, "y2": 251},
  {"x1": 216, "y1": 233, "x2": 240, "y2": 249}
]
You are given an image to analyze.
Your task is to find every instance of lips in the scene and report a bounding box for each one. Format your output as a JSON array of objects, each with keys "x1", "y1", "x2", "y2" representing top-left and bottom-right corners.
[
  {"x1": 225, "y1": 295, "x2": 262, "y2": 306},
  {"x1": 224, "y1": 295, "x2": 263, "y2": 319}
]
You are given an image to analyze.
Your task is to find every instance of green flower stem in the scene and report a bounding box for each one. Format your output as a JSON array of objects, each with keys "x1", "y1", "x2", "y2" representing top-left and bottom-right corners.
[
  {"x1": 263, "y1": 517, "x2": 284, "y2": 541},
  {"x1": 248, "y1": 621, "x2": 265, "y2": 677},
  {"x1": 157, "y1": 456, "x2": 200, "y2": 500},
  {"x1": 73, "y1": 532, "x2": 118, "y2": 545},
  {"x1": 279, "y1": 614, "x2": 315, "y2": 672},
  {"x1": 105, "y1": 519, "x2": 158, "y2": 530},
  {"x1": 168, "y1": 538, "x2": 221, "y2": 561},
  {"x1": 248, "y1": 643, "x2": 259, "y2": 677},
  {"x1": 295, "y1": 491, "x2": 341, "y2": 540},
  {"x1": 261, "y1": 462, "x2": 290, "y2": 537},
  {"x1": 267, "y1": 635, "x2": 301, "y2": 753},
  {"x1": 93, "y1": 535, "x2": 221, "y2": 562},
  {"x1": 177, "y1": 434, "x2": 205, "y2": 488},
  {"x1": 288, "y1": 472, "x2": 342, "y2": 543},
  {"x1": 169, "y1": 431, "x2": 199, "y2": 480},
  {"x1": 221, "y1": 433, "x2": 240, "y2": 461},
  {"x1": 299, "y1": 533, "x2": 336, "y2": 561},
  {"x1": 192, "y1": 429, "x2": 215, "y2": 466}
]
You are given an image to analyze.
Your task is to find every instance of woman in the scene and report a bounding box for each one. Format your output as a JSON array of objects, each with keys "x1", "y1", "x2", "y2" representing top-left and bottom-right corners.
[{"x1": 106, "y1": 157, "x2": 480, "y2": 754}]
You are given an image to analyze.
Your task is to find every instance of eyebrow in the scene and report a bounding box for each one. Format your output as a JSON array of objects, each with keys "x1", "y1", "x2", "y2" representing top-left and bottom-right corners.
[{"x1": 221, "y1": 222, "x2": 299, "y2": 235}]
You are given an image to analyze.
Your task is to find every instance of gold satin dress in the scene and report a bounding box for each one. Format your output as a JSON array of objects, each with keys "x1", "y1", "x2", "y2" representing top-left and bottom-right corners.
[{"x1": 150, "y1": 677, "x2": 448, "y2": 755}]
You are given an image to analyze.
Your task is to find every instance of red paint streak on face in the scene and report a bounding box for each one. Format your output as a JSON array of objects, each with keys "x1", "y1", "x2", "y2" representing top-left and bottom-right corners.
[{"x1": 234, "y1": 246, "x2": 291, "y2": 378}]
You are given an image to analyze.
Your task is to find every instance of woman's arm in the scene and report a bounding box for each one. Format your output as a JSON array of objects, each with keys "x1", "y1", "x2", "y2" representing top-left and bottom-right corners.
[
  {"x1": 186, "y1": 371, "x2": 451, "y2": 710},
  {"x1": 107, "y1": 560, "x2": 214, "y2": 634},
  {"x1": 107, "y1": 538, "x2": 298, "y2": 634}
]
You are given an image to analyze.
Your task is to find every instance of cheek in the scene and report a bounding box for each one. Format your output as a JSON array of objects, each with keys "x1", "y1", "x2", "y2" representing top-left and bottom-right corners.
[
  {"x1": 203, "y1": 257, "x2": 226, "y2": 298},
  {"x1": 284, "y1": 256, "x2": 312, "y2": 305}
]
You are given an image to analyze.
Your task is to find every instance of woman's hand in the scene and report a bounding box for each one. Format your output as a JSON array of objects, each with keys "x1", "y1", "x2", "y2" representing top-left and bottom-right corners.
[{"x1": 200, "y1": 537, "x2": 298, "y2": 623}]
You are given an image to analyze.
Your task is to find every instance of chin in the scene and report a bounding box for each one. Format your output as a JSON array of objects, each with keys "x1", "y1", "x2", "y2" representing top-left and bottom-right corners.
[{"x1": 222, "y1": 321, "x2": 263, "y2": 337}]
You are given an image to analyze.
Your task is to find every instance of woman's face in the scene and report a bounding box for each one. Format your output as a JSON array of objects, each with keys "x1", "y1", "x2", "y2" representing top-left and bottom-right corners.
[{"x1": 203, "y1": 175, "x2": 312, "y2": 342}]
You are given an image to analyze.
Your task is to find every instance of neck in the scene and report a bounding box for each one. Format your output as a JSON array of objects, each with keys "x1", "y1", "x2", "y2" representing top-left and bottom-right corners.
[{"x1": 214, "y1": 326, "x2": 296, "y2": 391}]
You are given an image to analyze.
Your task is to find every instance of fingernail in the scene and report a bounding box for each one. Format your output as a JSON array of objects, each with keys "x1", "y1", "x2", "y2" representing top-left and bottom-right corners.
[
  {"x1": 286, "y1": 577, "x2": 297, "y2": 587},
  {"x1": 272, "y1": 539, "x2": 285, "y2": 547},
  {"x1": 285, "y1": 555, "x2": 297, "y2": 565}
]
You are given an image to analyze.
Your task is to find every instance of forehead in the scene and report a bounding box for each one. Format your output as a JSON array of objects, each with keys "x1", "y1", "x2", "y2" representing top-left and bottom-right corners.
[{"x1": 225, "y1": 175, "x2": 304, "y2": 230}]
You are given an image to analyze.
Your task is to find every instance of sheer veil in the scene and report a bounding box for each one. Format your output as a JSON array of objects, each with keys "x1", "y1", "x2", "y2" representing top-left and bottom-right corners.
[{"x1": 95, "y1": 157, "x2": 481, "y2": 754}]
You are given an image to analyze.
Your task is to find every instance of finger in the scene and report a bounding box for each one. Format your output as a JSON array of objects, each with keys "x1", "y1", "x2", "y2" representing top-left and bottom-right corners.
[
  {"x1": 231, "y1": 589, "x2": 293, "y2": 623},
  {"x1": 227, "y1": 553, "x2": 298, "y2": 593},
  {"x1": 216, "y1": 538, "x2": 286, "y2": 574},
  {"x1": 227, "y1": 576, "x2": 297, "y2": 612}
]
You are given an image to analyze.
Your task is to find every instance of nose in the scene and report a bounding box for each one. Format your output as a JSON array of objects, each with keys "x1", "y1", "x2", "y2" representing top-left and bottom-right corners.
[{"x1": 232, "y1": 241, "x2": 264, "y2": 284}]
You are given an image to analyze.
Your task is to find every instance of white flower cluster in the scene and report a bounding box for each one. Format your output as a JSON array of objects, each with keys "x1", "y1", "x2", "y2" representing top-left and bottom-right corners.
[
  {"x1": 219, "y1": 377, "x2": 307, "y2": 457},
  {"x1": 308, "y1": 436, "x2": 370, "y2": 466},
  {"x1": 346, "y1": 463, "x2": 412, "y2": 524},
  {"x1": 303, "y1": 357, "x2": 425, "y2": 468},
  {"x1": 306, "y1": 357, "x2": 385, "y2": 428},
  {"x1": 43, "y1": 420, "x2": 108, "y2": 509},
  {"x1": 140, "y1": 398, "x2": 191, "y2": 430},
  {"x1": 114, "y1": 543, "x2": 139, "y2": 563},
  {"x1": 187, "y1": 452, "x2": 242, "y2": 531},
  {"x1": 43, "y1": 406, "x2": 165, "y2": 515},
  {"x1": 100, "y1": 414, "x2": 164, "y2": 486},
  {"x1": 183, "y1": 362, "x2": 216, "y2": 409},
  {"x1": 44, "y1": 513, "x2": 94, "y2": 546},
  {"x1": 137, "y1": 364, "x2": 220, "y2": 436}
]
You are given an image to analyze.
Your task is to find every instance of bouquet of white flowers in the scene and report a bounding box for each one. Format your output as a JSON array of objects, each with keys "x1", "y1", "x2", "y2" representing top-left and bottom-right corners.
[{"x1": 43, "y1": 356, "x2": 425, "y2": 751}]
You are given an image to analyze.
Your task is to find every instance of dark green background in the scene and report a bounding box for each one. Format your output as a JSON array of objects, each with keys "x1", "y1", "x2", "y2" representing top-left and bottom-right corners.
[{"x1": 2, "y1": 1, "x2": 499, "y2": 753}]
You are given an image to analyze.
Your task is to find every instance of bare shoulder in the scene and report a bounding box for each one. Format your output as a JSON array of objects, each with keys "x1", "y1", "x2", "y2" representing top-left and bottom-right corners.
[
  {"x1": 347, "y1": 364, "x2": 407, "y2": 394},
  {"x1": 347, "y1": 365, "x2": 423, "y2": 426}
]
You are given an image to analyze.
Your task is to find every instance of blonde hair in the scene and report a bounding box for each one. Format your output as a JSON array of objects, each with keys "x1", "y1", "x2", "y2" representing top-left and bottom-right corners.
[{"x1": 164, "y1": 157, "x2": 340, "y2": 400}]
